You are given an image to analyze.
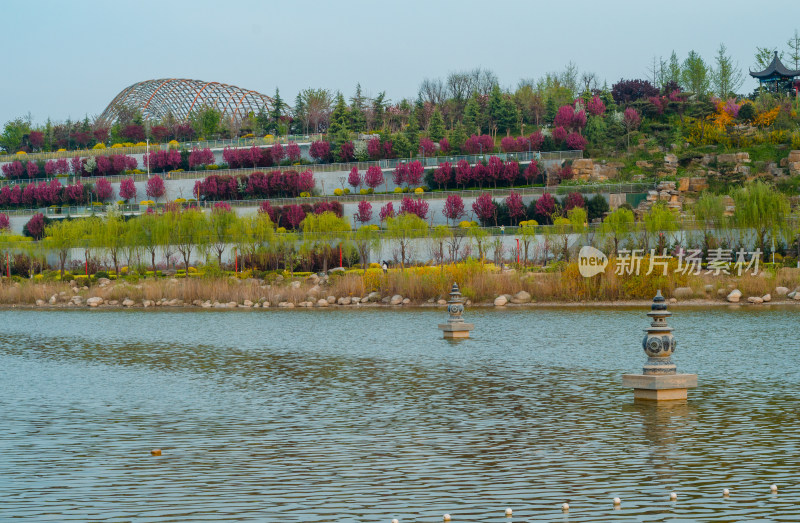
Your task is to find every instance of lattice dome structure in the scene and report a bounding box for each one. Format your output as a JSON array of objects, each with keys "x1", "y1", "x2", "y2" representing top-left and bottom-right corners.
[{"x1": 98, "y1": 78, "x2": 276, "y2": 126}]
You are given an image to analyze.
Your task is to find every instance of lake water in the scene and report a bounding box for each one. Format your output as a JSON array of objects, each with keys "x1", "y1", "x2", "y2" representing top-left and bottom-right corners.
[{"x1": 1, "y1": 306, "x2": 798, "y2": 522}]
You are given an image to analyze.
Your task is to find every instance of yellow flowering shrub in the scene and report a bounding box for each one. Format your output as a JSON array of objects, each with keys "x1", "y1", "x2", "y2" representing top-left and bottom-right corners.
[
  {"x1": 458, "y1": 220, "x2": 473, "y2": 228},
  {"x1": 414, "y1": 187, "x2": 424, "y2": 194},
  {"x1": 299, "y1": 192, "x2": 311, "y2": 197},
  {"x1": 140, "y1": 200, "x2": 155, "y2": 206},
  {"x1": 111, "y1": 143, "x2": 123, "y2": 148},
  {"x1": 16, "y1": 151, "x2": 26, "y2": 155},
  {"x1": 276, "y1": 227, "x2": 287, "y2": 233},
  {"x1": 334, "y1": 188, "x2": 344, "y2": 196},
  {"x1": 57, "y1": 148, "x2": 66, "y2": 152},
  {"x1": 754, "y1": 107, "x2": 780, "y2": 128},
  {"x1": 135, "y1": 142, "x2": 147, "y2": 147},
  {"x1": 394, "y1": 187, "x2": 403, "y2": 193},
  {"x1": 174, "y1": 198, "x2": 187, "y2": 203},
  {"x1": 93, "y1": 143, "x2": 106, "y2": 149}
]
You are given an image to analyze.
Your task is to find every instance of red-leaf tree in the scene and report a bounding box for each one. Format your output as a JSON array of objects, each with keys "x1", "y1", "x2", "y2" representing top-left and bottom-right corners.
[
  {"x1": 25, "y1": 213, "x2": 46, "y2": 240},
  {"x1": 400, "y1": 196, "x2": 429, "y2": 219},
  {"x1": 565, "y1": 192, "x2": 585, "y2": 210},
  {"x1": 442, "y1": 194, "x2": 465, "y2": 225},
  {"x1": 119, "y1": 178, "x2": 137, "y2": 202},
  {"x1": 455, "y1": 160, "x2": 472, "y2": 188},
  {"x1": 379, "y1": 201, "x2": 395, "y2": 221},
  {"x1": 505, "y1": 191, "x2": 525, "y2": 224},
  {"x1": 354, "y1": 200, "x2": 373, "y2": 224},
  {"x1": 565, "y1": 132, "x2": 587, "y2": 151},
  {"x1": 150, "y1": 125, "x2": 170, "y2": 142},
  {"x1": 189, "y1": 147, "x2": 215, "y2": 168},
  {"x1": 348, "y1": 167, "x2": 362, "y2": 189},
  {"x1": 502, "y1": 160, "x2": 520, "y2": 186},
  {"x1": 0, "y1": 212, "x2": 9, "y2": 231},
  {"x1": 93, "y1": 178, "x2": 113, "y2": 201},
  {"x1": 523, "y1": 161, "x2": 541, "y2": 184},
  {"x1": 463, "y1": 134, "x2": 494, "y2": 154},
  {"x1": 554, "y1": 106, "x2": 576, "y2": 128},
  {"x1": 367, "y1": 137, "x2": 382, "y2": 159},
  {"x1": 338, "y1": 141, "x2": 355, "y2": 162},
  {"x1": 121, "y1": 124, "x2": 145, "y2": 142},
  {"x1": 28, "y1": 131, "x2": 44, "y2": 150},
  {"x1": 27, "y1": 162, "x2": 39, "y2": 178},
  {"x1": 587, "y1": 96, "x2": 606, "y2": 116},
  {"x1": 364, "y1": 166, "x2": 384, "y2": 190},
  {"x1": 439, "y1": 137, "x2": 450, "y2": 153},
  {"x1": 486, "y1": 156, "x2": 504, "y2": 188},
  {"x1": 433, "y1": 162, "x2": 452, "y2": 189},
  {"x1": 528, "y1": 131, "x2": 544, "y2": 151},
  {"x1": 271, "y1": 143, "x2": 286, "y2": 164},
  {"x1": 406, "y1": 161, "x2": 423, "y2": 187},
  {"x1": 284, "y1": 204, "x2": 306, "y2": 229},
  {"x1": 146, "y1": 175, "x2": 166, "y2": 201},
  {"x1": 572, "y1": 109, "x2": 587, "y2": 131},
  {"x1": 418, "y1": 137, "x2": 436, "y2": 156},
  {"x1": 309, "y1": 140, "x2": 331, "y2": 162},
  {"x1": 393, "y1": 163, "x2": 409, "y2": 187},
  {"x1": 472, "y1": 193, "x2": 496, "y2": 226},
  {"x1": 534, "y1": 193, "x2": 556, "y2": 223},
  {"x1": 93, "y1": 128, "x2": 109, "y2": 144},
  {"x1": 552, "y1": 126, "x2": 567, "y2": 144},
  {"x1": 286, "y1": 142, "x2": 302, "y2": 162}
]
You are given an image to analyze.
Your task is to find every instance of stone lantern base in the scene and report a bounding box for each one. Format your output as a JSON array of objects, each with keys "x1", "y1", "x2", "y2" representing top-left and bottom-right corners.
[
  {"x1": 622, "y1": 373, "x2": 698, "y2": 401},
  {"x1": 438, "y1": 323, "x2": 474, "y2": 339}
]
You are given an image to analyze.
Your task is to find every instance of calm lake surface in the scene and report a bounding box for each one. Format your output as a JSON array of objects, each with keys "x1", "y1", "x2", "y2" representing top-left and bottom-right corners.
[{"x1": 1, "y1": 306, "x2": 799, "y2": 522}]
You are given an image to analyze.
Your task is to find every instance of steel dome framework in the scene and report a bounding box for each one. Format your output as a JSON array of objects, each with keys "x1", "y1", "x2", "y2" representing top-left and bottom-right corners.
[{"x1": 98, "y1": 78, "x2": 275, "y2": 126}]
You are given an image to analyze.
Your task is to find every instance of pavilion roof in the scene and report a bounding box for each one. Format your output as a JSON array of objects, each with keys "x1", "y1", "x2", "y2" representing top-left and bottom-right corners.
[{"x1": 750, "y1": 51, "x2": 800, "y2": 79}]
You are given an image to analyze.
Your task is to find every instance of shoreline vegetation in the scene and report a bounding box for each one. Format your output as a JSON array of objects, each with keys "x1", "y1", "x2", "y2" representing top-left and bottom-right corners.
[{"x1": 2, "y1": 262, "x2": 798, "y2": 309}]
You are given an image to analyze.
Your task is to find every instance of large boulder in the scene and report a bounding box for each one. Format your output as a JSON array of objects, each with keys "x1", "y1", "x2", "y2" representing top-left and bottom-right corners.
[
  {"x1": 510, "y1": 290, "x2": 532, "y2": 304},
  {"x1": 367, "y1": 291, "x2": 381, "y2": 302},
  {"x1": 775, "y1": 286, "x2": 789, "y2": 296},
  {"x1": 123, "y1": 299, "x2": 135, "y2": 307},
  {"x1": 762, "y1": 294, "x2": 772, "y2": 303},
  {"x1": 316, "y1": 299, "x2": 329, "y2": 307},
  {"x1": 390, "y1": 295, "x2": 403, "y2": 305},
  {"x1": 747, "y1": 296, "x2": 764, "y2": 304},
  {"x1": 494, "y1": 295, "x2": 508, "y2": 307},
  {"x1": 86, "y1": 297, "x2": 104, "y2": 307},
  {"x1": 673, "y1": 287, "x2": 693, "y2": 299},
  {"x1": 726, "y1": 289, "x2": 742, "y2": 303}
]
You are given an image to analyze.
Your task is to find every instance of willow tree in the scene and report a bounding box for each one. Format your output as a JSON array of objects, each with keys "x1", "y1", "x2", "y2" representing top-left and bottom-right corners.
[
  {"x1": 643, "y1": 202, "x2": 678, "y2": 252},
  {"x1": 97, "y1": 211, "x2": 126, "y2": 276},
  {"x1": 354, "y1": 225, "x2": 380, "y2": 269},
  {"x1": 692, "y1": 192, "x2": 727, "y2": 253},
  {"x1": 601, "y1": 207, "x2": 635, "y2": 256},
  {"x1": 136, "y1": 212, "x2": 168, "y2": 275},
  {"x1": 386, "y1": 213, "x2": 428, "y2": 269},
  {"x1": 44, "y1": 219, "x2": 78, "y2": 280},
  {"x1": 733, "y1": 181, "x2": 789, "y2": 254},
  {"x1": 301, "y1": 211, "x2": 351, "y2": 272},
  {"x1": 174, "y1": 210, "x2": 207, "y2": 274},
  {"x1": 519, "y1": 220, "x2": 537, "y2": 265},
  {"x1": 207, "y1": 207, "x2": 238, "y2": 267}
]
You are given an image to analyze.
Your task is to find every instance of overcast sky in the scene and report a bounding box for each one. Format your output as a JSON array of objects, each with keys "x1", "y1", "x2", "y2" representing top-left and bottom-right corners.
[{"x1": 1, "y1": 0, "x2": 797, "y2": 126}]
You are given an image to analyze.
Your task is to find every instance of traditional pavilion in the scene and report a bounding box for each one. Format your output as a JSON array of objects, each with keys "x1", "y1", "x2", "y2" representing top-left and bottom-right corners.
[{"x1": 750, "y1": 51, "x2": 800, "y2": 95}]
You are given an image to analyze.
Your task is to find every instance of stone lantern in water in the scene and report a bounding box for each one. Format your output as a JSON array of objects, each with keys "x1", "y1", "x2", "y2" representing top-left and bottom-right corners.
[
  {"x1": 438, "y1": 283, "x2": 474, "y2": 339},
  {"x1": 623, "y1": 290, "x2": 697, "y2": 401}
]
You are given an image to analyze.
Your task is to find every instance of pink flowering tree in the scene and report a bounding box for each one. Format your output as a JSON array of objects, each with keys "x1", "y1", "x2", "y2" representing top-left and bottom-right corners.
[
  {"x1": 565, "y1": 132, "x2": 587, "y2": 151},
  {"x1": 348, "y1": 167, "x2": 362, "y2": 190},
  {"x1": 354, "y1": 200, "x2": 373, "y2": 224},
  {"x1": 571, "y1": 110, "x2": 587, "y2": 132},
  {"x1": 554, "y1": 106, "x2": 576, "y2": 128},
  {"x1": 146, "y1": 175, "x2": 166, "y2": 201},
  {"x1": 189, "y1": 147, "x2": 215, "y2": 168},
  {"x1": 472, "y1": 193, "x2": 497, "y2": 226},
  {"x1": 0, "y1": 212, "x2": 9, "y2": 231},
  {"x1": 439, "y1": 138, "x2": 450, "y2": 153},
  {"x1": 27, "y1": 162, "x2": 39, "y2": 178},
  {"x1": 464, "y1": 134, "x2": 494, "y2": 155},
  {"x1": 505, "y1": 191, "x2": 525, "y2": 224},
  {"x1": 25, "y1": 213, "x2": 46, "y2": 240},
  {"x1": 433, "y1": 162, "x2": 452, "y2": 189},
  {"x1": 528, "y1": 131, "x2": 544, "y2": 151},
  {"x1": 379, "y1": 202, "x2": 396, "y2": 222},
  {"x1": 286, "y1": 142, "x2": 302, "y2": 162},
  {"x1": 502, "y1": 161, "x2": 520, "y2": 186},
  {"x1": 486, "y1": 156, "x2": 504, "y2": 188},
  {"x1": 364, "y1": 165, "x2": 384, "y2": 190},
  {"x1": 119, "y1": 178, "x2": 137, "y2": 202},
  {"x1": 552, "y1": 126, "x2": 568, "y2": 145},
  {"x1": 442, "y1": 194, "x2": 465, "y2": 225},
  {"x1": 93, "y1": 178, "x2": 113, "y2": 202}
]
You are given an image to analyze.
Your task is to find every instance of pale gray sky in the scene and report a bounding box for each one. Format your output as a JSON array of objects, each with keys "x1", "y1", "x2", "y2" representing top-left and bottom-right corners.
[{"x1": 1, "y1": 0, "x2": 797, "y2": 125}]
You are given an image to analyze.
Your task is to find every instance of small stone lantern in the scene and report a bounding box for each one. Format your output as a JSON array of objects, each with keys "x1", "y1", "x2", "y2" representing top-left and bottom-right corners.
[
  {"x1": 622, "y1": 291, "x2": 697, "y2": 401},
  {"x1": 438, "y1": 283, "x2": 474, "y2": 339}
]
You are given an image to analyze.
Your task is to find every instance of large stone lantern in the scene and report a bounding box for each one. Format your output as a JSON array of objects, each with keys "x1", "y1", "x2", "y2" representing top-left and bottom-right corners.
[
  {"x1": 438, "y1": 283, "x2": 474, "y2": 339},
  {"x1": 623, "y1": 291, "x2": 697, "y2": 401}
]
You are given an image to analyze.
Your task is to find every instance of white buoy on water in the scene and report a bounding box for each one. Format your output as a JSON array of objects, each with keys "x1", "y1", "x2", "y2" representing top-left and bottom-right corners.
[
  {"x1": 391, "y1": 520, "x2": 399, "y2": 523},
  {"x1": 723, "y1": 488, "x2": 730, "y2": 496},
  {"x1": 771, "y1": 484, "x2": 778, "y2": 493},
  {"x1": 561, "y1": 503, "x2": 569, "y2": 511},
  {"x1": 670, "y1": 492, "x2": 678, "y2": 501},
  {"x1": 505, "y1": 508, "x2": 512, "y2": 516},
  {"x1": 443, "y1": 514, "x2": 451, "y2": 522},
  {"x1": 613, "y1": 497, "x2": 621, "y2": 506}
]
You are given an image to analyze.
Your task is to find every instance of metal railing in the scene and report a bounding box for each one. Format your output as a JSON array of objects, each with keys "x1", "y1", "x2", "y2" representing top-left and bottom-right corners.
[
  {"x1": 0, "y1": 149, "x2": 582, "y2": 188},
  {"x1": 1, "y1": 180, "x2": 653, "y2": 217},
  {"x1": 0, "y1": 133, "x2": 324, "y2": 164}
]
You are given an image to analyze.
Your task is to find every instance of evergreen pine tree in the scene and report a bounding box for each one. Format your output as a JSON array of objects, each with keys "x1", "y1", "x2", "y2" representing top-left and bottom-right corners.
[
  {"x1": 428, "y1": 108, "x2": 445, "y2": 141},
  {"x1": 349, "y1": 83, "x2": 366, "y2": 132},
  {"x1": 327, "y1": 92, "x2": 350, "y2": 136},
  {"x1": 464, "y1": 97, "x2": 481, "y2": 134},
  {"x1": 405, "y1": 109, "x2": 419, "y2": 151},
  {"x1": 450, "y1": 121, "x2": 467, "y2": 153},
  {"x1": 270, "y1": 88, "x2": 286, "y2": 133}
]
